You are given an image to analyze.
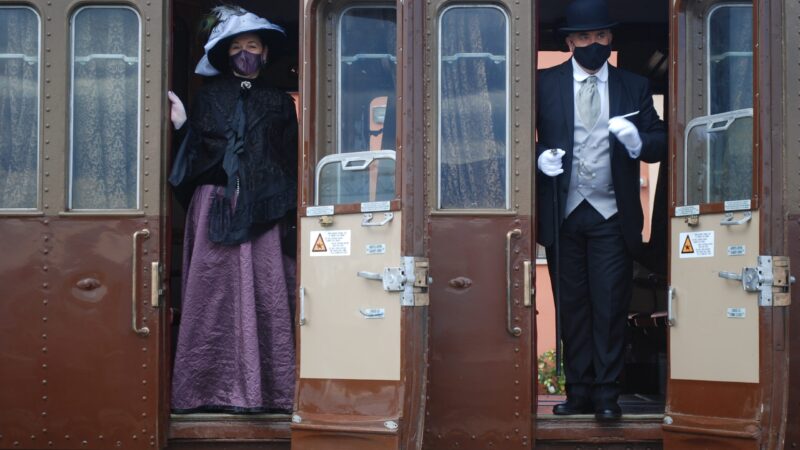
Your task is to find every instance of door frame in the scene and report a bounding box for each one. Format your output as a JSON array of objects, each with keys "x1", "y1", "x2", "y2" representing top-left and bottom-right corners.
[{"x1": 664, "y1": 0, "x2": 790, "y2": 446}]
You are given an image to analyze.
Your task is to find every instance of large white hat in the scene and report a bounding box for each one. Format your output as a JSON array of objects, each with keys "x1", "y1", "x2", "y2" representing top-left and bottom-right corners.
[{"x1": 195, "y1": 6, "x2": 285, "y2": 77}]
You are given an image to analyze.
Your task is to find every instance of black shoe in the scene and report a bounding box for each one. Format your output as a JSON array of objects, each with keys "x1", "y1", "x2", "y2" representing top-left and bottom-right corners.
[
  {"x1": 594, "y1": 404, "x2": 622, "y2": 421},
  {"x1": 552, "y1": 398, "x2": 594, "y2": 415}
]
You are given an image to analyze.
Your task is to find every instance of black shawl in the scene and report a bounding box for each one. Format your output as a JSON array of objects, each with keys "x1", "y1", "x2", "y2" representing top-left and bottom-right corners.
[{"x1": 169, "y1": 74, "x2": 298, "y2": 245}]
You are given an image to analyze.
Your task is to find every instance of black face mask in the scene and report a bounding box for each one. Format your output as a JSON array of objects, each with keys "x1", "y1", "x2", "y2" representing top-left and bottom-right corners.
[{"x1": 572, "y1": 42, "x2": 611, "y2": 71}]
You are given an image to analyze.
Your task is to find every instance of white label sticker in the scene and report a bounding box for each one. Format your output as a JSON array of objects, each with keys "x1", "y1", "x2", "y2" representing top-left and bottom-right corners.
[
  {"x1": 727, "y1": 245, "x2": 746, "y2": 256},
  {"x1": 366, "y1": 243, "x2": 387, "y2": 255},
  {"x1": 307, "y1": 205, "x2": 334, "y2": 217},
  {"x1": 727, "y1": 308, "x2": 746, "y2": 319},
  {"x1": 310, "y1": 230, "x2": 351, "y2": 256},
  {"x1": 361, "y1": 201, "x2": 391, "y2": 213},
  {"x1": 724, "y1": 199, "x2": 751, "y2": 212},
  {"x1": 679, "y1": 231, "x2": 715, "y2": 258},
  {"x1": 675, "y1": 205, "x2": 700, "y2": 217},
  {"x1": 360, "y1": 308, "x2": 386, "y2": 319}
]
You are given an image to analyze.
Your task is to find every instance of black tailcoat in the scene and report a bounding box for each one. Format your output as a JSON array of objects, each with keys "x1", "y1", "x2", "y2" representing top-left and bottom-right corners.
[{"x1": 535, "y1": 60, "x2": 666, "y2": 254}]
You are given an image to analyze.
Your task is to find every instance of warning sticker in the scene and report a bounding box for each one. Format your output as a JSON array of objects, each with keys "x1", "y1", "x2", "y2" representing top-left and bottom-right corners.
[
  {"x1": 310, "y1": 230, "x2": 351, "y2": 257},
  {"x1": 679, "y1": 231, "x2": 715, "y2": 259}
]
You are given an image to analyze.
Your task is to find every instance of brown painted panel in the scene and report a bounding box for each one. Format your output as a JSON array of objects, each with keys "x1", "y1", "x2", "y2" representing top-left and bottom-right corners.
[
  {"x1": 666, "y1": 380, "x2": 760, "y2": 419},
  {"x1": 44, "y1": 217, "x2": 161, "y2": 449},
  {"x1": 296, "y1": 380, "x2": 401, "y2": 416},
  {"x1": 0, "y1": 218, "x2": 47, "y2": 447},
  {"x1": 425, "y1": 216, "x2": 533, "y2": 449},
  {"x1": 662, "y1": 433, "x2": 757, "y2": 450},
  {"x1": 0, "y1": 217, "x2": 162, "y2": 450},
  {"x1": 291, "y1": 430, "x2": 399, "y2": 450}
]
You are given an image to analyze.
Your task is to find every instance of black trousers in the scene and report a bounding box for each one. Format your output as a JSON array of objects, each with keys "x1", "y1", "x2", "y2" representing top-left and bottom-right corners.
[{"x1": 546, "y1": 201, "x2": 632, "y2": 406}]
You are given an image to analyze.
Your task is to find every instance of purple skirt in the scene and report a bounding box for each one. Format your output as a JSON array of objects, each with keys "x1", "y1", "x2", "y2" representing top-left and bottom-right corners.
[{"x1": 171, "y1": 184, "x2": 296, "y2": 412}]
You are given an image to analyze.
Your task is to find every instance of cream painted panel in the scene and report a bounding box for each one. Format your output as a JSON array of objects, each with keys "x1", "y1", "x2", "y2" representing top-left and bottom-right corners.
[
  {"x1": 300, "y1": 212, "x2": 402, "y2": 380},
  {"x1": 670, "y1": 211, "x2": 760, "y2": 383}
]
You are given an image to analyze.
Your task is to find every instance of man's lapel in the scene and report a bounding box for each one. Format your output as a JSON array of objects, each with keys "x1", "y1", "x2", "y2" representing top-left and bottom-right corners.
[
  {"x1": 608, "y1": 64, "x2": 623, "y2": 119},
  {"x1": 558, "y1": 60, "x2": 575, "y2": 187},
  {"x1": 558, "y1": 60, "x2": 575, "y2": 149},
  {"x1": 608, "y1": 64, "x2": 623, "y2": 159}
]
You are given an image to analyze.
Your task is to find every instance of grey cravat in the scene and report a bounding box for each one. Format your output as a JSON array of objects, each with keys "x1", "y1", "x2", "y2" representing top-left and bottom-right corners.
[{"x1": 577, "y1": 76, "x2": 600, "y2": 129}]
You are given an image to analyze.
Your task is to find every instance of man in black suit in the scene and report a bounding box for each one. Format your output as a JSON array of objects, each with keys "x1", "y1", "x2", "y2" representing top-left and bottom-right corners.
[{"x1": 536, "y1": 0, "x2": 666, "y2": 421}]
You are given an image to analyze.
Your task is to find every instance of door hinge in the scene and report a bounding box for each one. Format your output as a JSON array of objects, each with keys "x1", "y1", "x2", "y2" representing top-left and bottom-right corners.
[
  {"x1": 356, "y1": 256, "x2": 431, "y2": 306},
  {"x1": 718, "y1": 256, "x2": 794, "y2": 307}
]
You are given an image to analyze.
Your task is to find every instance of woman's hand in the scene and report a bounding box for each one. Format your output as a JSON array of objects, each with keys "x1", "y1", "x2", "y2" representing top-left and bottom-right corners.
[{"x1": 168, "y1": 91, "x2": 187, "y2": 130}]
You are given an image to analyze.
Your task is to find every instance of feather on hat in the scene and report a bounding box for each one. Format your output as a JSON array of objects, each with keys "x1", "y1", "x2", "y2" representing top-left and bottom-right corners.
[{"x1": 195, "y1": 6, "x2": 285, "y2": 76}]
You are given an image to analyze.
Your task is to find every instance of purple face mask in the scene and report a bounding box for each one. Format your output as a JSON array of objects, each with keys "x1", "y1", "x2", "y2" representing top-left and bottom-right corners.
[{"x1": 230, "y1": 50, "x2": 263, "y2": 76}]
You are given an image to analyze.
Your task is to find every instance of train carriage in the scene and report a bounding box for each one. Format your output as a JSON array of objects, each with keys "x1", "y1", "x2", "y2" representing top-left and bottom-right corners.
[{"x1": 0, "y1": 0, "x2": 798, "y2": 449}]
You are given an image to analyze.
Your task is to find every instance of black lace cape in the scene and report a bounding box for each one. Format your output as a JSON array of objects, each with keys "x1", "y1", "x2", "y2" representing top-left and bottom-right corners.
[{"x1": 169, "y1": 75, "x2": 298, "y2": 245}]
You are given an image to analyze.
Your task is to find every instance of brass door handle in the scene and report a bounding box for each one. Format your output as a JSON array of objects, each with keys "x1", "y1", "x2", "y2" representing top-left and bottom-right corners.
[
  {"x1": 131, "y1": 229, "x2": 151, "y2": 336},
  {"x1": 506, "y1": 229, "x2": 522, "y2": 337},
  {"x1": 523, "y1": 261, "x2": 533, "y2": 307}
]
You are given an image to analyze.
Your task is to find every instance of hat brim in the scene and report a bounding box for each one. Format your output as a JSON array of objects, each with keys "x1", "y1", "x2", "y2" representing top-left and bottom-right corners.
[
  {"x1": 207, "y1": 28, "x2": 286, "y2": 74},
  {"x1": 559, "y1": 21, "x2": 617, "y2": 33}
]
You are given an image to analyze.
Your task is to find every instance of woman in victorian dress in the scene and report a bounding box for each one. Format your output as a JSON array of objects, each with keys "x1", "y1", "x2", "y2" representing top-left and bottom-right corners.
[{"x1": 167, "y1": 6, "x2": 297, "y2": 413}]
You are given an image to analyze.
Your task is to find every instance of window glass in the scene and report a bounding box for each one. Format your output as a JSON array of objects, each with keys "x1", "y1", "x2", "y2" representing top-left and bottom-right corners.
[
  {"x1": 708, "y1": 5, "x2": 752, "y2": 114},
  {"x1": 70, "y1": 7, "x2": 140, "y2": 210},
  {"x1": 339, "y1": 7, "x2": 396, "y2": 154},
  {"x1": 316, "y1": 150, "x2": 395, "y2": 205},
  {"x1": 685, "y1": 110, "x2": 752, "y2": 205},
  {"x1": 682, "y1": 4, "x2": 753, "y2": 206},
  {"x1": 0, "y1": 7, "x2": 39, "y2": 209},
  {"x1": 438, "y1": 6, "x2": 508, "y2": 210}
]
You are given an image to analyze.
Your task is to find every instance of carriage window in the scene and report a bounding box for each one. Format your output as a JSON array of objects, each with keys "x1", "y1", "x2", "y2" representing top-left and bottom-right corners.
[
  {"x1": 708, "y1": 5, "x2": 752, "y2": 114},
  {"x1": 0, "y1": 7, "x2": 40, "y2": 210},
  {"x1": 683, "y1": 3, "x2": 753, "y2": 205},
  {"x1": 316, "y1": 150, "x2": 395, "y2": 205},
  {"x1": 685, "y1": 109, "x2": 752, "y2": 205},
  {"x1": 313, "y1": 6, "x2": 396, "y2": 206},
  {"x1": 338, "y1": 6, "x2": 396, "y2": 154},
  {"x1": 69, "y1": 7, "x2": 140, "y2": 210},
  {"x1": 438, "y1": 5, "x2": 509, "y2": 210}
]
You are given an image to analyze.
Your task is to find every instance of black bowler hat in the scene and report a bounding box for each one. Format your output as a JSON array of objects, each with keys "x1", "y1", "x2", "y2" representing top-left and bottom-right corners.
[{"x1": 559, "y1": 0, "x2": 618, "y2": 33}]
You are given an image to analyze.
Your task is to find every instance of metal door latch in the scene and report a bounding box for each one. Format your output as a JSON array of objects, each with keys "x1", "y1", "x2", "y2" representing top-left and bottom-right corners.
[
  {"x1": 357, "y1": 256, "x2": 431, "y2": 306},
  {"x1": 718, "y1": 256, "x2": 794, "y2": 306}
]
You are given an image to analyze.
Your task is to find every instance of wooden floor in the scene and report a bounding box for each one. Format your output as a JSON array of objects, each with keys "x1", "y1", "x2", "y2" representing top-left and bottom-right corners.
[
  {"x1": 537, "y1": 394, "x2": 665, "y2": 415},
  {"x1": 535, "y1": 394, "x2": 664, "y2": 448}
]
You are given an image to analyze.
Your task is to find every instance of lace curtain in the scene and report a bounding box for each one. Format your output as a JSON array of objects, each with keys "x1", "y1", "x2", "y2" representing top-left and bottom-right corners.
[
  {"x1": 0, "y1": 8, "x2": 39, "y2": 209},
  {"x1": 71, "y1": 7, "x2": 140, "y2": 210},
  {"x1": 439, "y1": 7, "x2": 507, "y2": 209}
]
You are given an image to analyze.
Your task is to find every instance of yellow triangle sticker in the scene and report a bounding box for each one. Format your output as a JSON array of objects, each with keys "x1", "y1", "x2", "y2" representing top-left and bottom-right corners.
[
  {"x1": 312, "y1": 234, "x2": 328, "y2": 253},
  {"x1": 681, "y1": 236, "x2": 695, "y2": 254}
]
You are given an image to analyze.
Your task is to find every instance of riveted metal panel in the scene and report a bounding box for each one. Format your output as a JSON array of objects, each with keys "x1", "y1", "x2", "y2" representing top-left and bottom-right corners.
[
  {"x1": 422, "y1": 0, "x2": 535, "y2": 448},
  {"x1": 785, "y1": 0, "x2": 800, "y2": 214},
  {"x1": 0, "y1": 0, "x2": 168, "y2": 448}
]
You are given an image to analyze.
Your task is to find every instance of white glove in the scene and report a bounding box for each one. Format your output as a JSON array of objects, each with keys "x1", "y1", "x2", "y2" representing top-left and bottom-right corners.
[
  {"x1": 168, "y1": 91, "x2": 187, "y2": 130},
  {"x1": 608, "y1": 116, "x2": 642, "y2": 158},
  {"x1": 537, "y1": 148, "x2": 565, "y2": 177}
]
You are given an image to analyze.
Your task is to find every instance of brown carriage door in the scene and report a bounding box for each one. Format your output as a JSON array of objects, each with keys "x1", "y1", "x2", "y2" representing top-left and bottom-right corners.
[
  {"x1": 293, "y1": 3, "x2": 428, "y2": 449},
  {"x1": 424, "y1": 3, "x2": 536, "y2": 449},
  {"x1": 664, "y1": 2, "x2": 783, "y2": 448},
  {"x1": 0, "y1": 2, "x2": 167, "y2": 449}
]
